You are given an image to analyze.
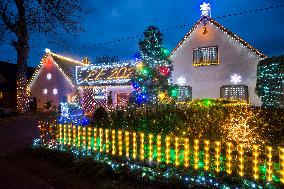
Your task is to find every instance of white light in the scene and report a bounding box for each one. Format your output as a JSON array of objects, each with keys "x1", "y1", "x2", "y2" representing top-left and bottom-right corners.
[
  {"x1": 230, "y1": 74, "x2": 242, "y2": 84},
  {"x1": 177, "y1": 76, "x2": 186, "y2": 86},
  {"x1": 47, "y1": 73, "x2": 52, "y2": 80},
  {"x1": 43, "y1": 88, "x2": 48, "y2": 95},
  {"x1": 200, "y1": 2, "x2": 211, "y2": 17},
  {"x1": 53, "y1": 88, "x2": 58, "y2": 95},
  {"x1": 45, "y1": 48, "x2": 51, "y2": 53}
]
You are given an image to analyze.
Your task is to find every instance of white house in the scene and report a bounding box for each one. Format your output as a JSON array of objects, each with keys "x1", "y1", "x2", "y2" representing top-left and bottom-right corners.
[{"x1": 170, "y1": 15, "x2": 267, "y2": 105}]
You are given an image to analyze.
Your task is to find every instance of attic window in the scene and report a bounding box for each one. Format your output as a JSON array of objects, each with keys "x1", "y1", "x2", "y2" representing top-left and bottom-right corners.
[{"x1": 193, "y1": 46, "x2": 219, "y2": 66}]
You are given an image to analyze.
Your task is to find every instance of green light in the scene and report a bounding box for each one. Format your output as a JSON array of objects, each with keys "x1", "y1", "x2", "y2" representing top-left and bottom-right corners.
[
  {"x1": 203, "y1": 99, "x2": 212, "y2": 107},
  {"x1": 162, "y1": 48, "x2": 169, "y2": 55}
]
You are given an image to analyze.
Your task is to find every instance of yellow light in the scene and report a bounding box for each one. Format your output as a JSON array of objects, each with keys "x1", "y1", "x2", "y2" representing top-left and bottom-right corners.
[
  {"x1": 77, "y1": 126, "x2": 81, "y2": 148},
  {"x1": 59, "y1": 124, "x2": 62, "y2": 144},
  {"x1": 157, "y1": 135, "x2": 161, "y2": 163},
  {"x1": 63, "y1": 124, "x2": 67, "y2": 145},
  {"x1": 118, "y1": 130, "x2": 123, "y2": 156},
  {"x1": 194, "y1": 139, "x2": 199, "y2": 169},
  {"x1": 68, "y1": 124, "x2": 71, "y2": 146},
  {"x1": 99, "y1": 128, "x2": 103, "y2": 152},
  {"x1": 252, "y1": 144, "x2": 259, "y2": 180},
  {"x1": 175, "y1": 137, "x2": 179, "y2": 166},
  {"x1": 105, "y1": 129, "x2": 109, "y2": 153},
  {"x1": 136, "y1": 62, "x2": 143, "y2": 69},
  {"x1": 204, "y1": 140, "x2": 210, "y2": 171},
  {"x1": 226, "y1": 142, "x2": 233, "y2": 174},
  {"x1": 82, "y1": 127, "x2": 86, "y2": 149},
  {"x1": 279, "y1": 147, "x2": 284, "y2": 184},
  {"x1": 149, "y1": 134, "x2": 153, "y2": 161},
  {"x1": 132, "y1": 132, "x2": 137, "y2": 159},
  {"x1": 215, "y1": 141, "x2": 221, "y2": 173},
  {"x1": 93, "y1": 128, "x2": 97, "y2": 151},
  {"x1": 238, "y1": 143, "x2": 244, "y2": 177},
  {"x1": 266, "y1": 145, "x2": 273, "y2": 182},
  {"x1": 140, "y1": 132, "x2": 144, "y2": 160},
  {"x1": 184, "y1": 138, "x2": 189, "y2": 168},
  {"x1": 87, "y1": 127, "x2": 92, "y2": 150},
  {"x1": 72, "y1": 125, "x2": 76, "y2": 147},
  {"x1": 125, "y1": 131, "x2": 130, "y2": 158},
  {"x1": 158, "y1": 92, "x2": 166, "y2": 100},
  {"x1": 166, "y1": 136, "x2": 170, "y2": 164},
  {"x1": 112, "y1": 130, "x2": 116, "y2": 155}
]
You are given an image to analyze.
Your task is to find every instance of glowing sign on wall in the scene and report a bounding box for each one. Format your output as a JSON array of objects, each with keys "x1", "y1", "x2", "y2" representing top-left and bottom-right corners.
[{"x1": 76, "y1": 63, "x2": 135, "y2": 86}]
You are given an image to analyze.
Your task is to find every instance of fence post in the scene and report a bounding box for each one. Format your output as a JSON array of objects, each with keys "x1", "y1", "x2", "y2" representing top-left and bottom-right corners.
[
  {"x1": 99, "y1": 128, "x2": 103, "y2": 152},
  {"x1": 175, "y1": 137, "x2": 179, "y2": 166},
  {"x1": 194, "y1": 139, "x2": 199, "y2": 170},
  {"x1": 215, "y1": 141, "x2": 221, "y2": 173},
  {"x1": 238, "y1": 143, "x2": 244, "y2": 177},
  {"x1": 72, "y1": 125, "x2": 76, "y2": 147},
  {"x1": 118, "y1": 130, "x2": 123, "y2": 156},
  {"x1": 87, "y1": 127, "x2": 92, "y2": 150},
  {"x1": 125, "y1": 131, "x2": 130, "y2": 158},
  {"x1": 132, "y1": 132, "x2": 137, "y2": 159},
  {"x1": 111, "y1": 129, "x2": 116, "y2": 155},
  {"x1": 266, "y1": 146, "x2": 273, "y2": 182},
  {"x1": 93, "y1": 128, "x2": 97, "y2": 151},
  {"x1": 166, "y1": 136, "x2": 170, "y2": 164},
  {"x1": 149, "y1": 134, "x2": 153, "y2": 161},
  {"x1": 226, "y1": 142, "x2": 233, "y2": 175},
  {"x1": 280, "y1": 147, "x2": 284, "y2": 184},
  {"x1": 157, "y1": 135, "x2": 161, "y2": 163},
  {"x1": 204, "y1": 140, "x2": 210, "y2": 171},
  {"x1": 77, "y1": 126, "x2": 81, "y2": 148},
  {"x1": 252, "y1": 144, "x2": 259, "y2": 180},
  {"x1": 105, "y1": 129, "x2": 109, "y2": 153},
  {"x1": 140, "y1": 132, "x2": 144, "y2": 160}
]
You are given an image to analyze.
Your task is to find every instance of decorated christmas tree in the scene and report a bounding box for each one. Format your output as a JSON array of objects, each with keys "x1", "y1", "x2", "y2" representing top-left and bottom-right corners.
[{"x1": 131, "y1": 26, "x2": 177, "y2": 104}]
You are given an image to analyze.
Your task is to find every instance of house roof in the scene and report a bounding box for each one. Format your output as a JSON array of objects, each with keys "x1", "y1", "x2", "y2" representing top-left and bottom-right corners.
[
  {"x1": 28, "y1": 50, "x2": 87, "y2": 88},
  {"x1": 169, "y1": 16, "x2": 267, "y2": 59}
]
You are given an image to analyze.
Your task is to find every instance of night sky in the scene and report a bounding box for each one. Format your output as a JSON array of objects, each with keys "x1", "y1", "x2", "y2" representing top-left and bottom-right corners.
[{"x1": 1, "y1": 0, "x2": 284, "y2": 67}]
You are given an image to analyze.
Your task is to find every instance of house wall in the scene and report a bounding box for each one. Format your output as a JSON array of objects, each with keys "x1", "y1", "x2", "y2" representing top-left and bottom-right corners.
[
  {"x1": 29, "y1": 58, "x2": 75, "y2": 109},
  {"x1": 170, "y1": 20, "x2": 263, "y2": 105}
]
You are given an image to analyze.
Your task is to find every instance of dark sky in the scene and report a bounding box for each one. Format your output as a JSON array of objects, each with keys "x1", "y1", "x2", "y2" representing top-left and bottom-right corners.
[{"x1": 1, "y1": 0, "x2": 284, "y2": 67}]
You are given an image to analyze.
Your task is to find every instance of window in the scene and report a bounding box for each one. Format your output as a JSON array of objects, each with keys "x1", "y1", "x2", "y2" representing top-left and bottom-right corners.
[
  {"x1": 193, "y1": 46, "x2": 218, "y2": 66},
  {"x1": 177, "y1": 86, "x2": 192, "y2": 101},
  {"x1": 220, "y1": 85, "x2": 248, "y2": 102}
]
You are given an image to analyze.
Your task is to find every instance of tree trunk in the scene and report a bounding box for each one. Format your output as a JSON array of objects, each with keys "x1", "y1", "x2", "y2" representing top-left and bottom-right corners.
[{"x1": 14, "y1": 0, "x2": 29, "y2": 113}]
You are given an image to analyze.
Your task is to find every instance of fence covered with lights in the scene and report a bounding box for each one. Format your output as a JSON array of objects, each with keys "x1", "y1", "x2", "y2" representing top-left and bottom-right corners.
[{"x1": 38, "y1": 121, "x2": 284, "y2": 186}]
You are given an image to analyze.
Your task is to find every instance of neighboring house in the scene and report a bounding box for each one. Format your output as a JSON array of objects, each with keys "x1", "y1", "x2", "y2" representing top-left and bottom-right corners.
[
  {"x1": 0, "y1": 61, "x2": 35, "y2": 107},
  {"x1": 170, "y1": 16, "x2": 267, "y2": 106}
]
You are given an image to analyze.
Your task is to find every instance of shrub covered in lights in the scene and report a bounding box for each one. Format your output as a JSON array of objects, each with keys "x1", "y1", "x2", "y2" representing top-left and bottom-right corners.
[
  {"x1": 256, "y1": 55, "x2": 284, "y2": 109},
  {"x1": 131, "y1": 26, "x2": 176, "y2": 104}
]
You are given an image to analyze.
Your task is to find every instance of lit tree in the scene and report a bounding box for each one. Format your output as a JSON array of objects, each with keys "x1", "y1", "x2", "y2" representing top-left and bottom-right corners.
[
  {"x1": 0, "y1": 0, "x2": 86, "y2": 112},
  {"x1": 131, "y1": 26, "x2": 177, "y2": 104}
]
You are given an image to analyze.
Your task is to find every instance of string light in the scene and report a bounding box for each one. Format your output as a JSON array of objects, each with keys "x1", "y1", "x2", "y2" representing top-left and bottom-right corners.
[
  {"x1": 63, "y1": 124, "x2": 67, "y2": 145},
  {"x1": 93, "y1": 128, "x2": 97, "y2": 151},
  {"x1": 140, "y1": 133, "x2": 144, "y2": 160},
  {"x1": 175, "y1": 137, "x2": 179, "y2": 166},
  {"x1": 132, "y1": 132, "x2": 137, "y2": 159},
  {"x1": 266, "y1": 146, "x2": 273, "y2": 182},
  {"x1": 157, "y1": 135, "x2": 161, "y2": 163},
  {"x1": 184, "y1": 138, "x2": 189, "y2": 168},
  {"x1": 215, "y1": 141, "x2": 221, "y2": 173},
  {"x1": 112, "y1": 130, "x2": 116, "y2": 155},
  {"x1": 238, "y1": 143, "x2": 245, "y2": 177},
  {"x1": 118, "y1": 130, "x2": 123, "y2": 156},
  {"x1": 77, "y1": 126, "x2": 81, "y2": 148},
  {"x1": 99, "y1": 128, "x2": 103, "y2": 152},
  {"x1": 204, "y1": 140, "x2": 210, "y2": 171},
  {"x1": 279, "y1": 147, "x2": 284, "y2": 184},
  {"x1": 194, "y1": 139, "x2": 199, "y2": 169},
  {"x1": 59, "y1": 124, "x2": 62, "y2": 144},
  {"x1": 149, "y1": 134, "x2": 153, "y2": 161},
  {"x1": 125, "y1": 131, "x2": 130, "y2": 158},
  {"x1": 82, "y1": 127, "x2": 86, "y2": 150},
  {"x1": 73, "y1": 125, "x2": 76, "y2": 147},
  {"x1": 166, "y1": 136, "x2": 170, "y2": 164},
  {"x1": 105, "y1": 129, "x2": 109, "y2": 153},
  {"x1": 226, "y1": 142, "x2": 233, "y2": 174},
  {"x1": 68, "y1": 124, "x2": 71, "y2": 146},
  {"x1": 252, "y1": 144, "x2": 259, "y2": 180}
]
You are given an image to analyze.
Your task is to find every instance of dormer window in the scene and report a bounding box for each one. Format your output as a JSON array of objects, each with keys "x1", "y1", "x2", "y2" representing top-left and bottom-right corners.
[{"x1": 193, "y1": 46, "x2": 218, "y2": 66}]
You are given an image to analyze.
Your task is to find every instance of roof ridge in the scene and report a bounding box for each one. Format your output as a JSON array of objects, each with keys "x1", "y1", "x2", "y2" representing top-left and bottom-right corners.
[{"x1": 169, "y1": 16, "x2": 267, "y2": 59}]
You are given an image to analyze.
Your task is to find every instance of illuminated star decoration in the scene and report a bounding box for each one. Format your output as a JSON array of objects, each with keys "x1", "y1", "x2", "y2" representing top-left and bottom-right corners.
[
  {"x1": 177, "y1": 76, "x2": 186, "y2": 86},
  {"x1": 43, "y1": 88, "x2": 48, "y2": 95},
  {"x1": 200, "y1": 2, "x2": 211, "y2": 17},
  {"x1": 230, "y1": 74, "x2": 242, "y2": 84},
  {"x1": 47, "y1": 73, "x2": 52, "y2": 80},
  {"x1": 53, "y1": 88, "x2": 58, "y2": 95}
]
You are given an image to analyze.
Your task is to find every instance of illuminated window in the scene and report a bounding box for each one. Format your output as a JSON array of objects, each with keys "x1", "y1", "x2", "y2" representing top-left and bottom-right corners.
[
  {"x1": 0, "y1": 91, "x2": 3, "y2": 99},
  {"x1": 177, "y1": 86, "x2": 192, "y2": 101},
  {"x1": 193, "y1": 46, "x2": 218, "y2": 66},
  {"x1": 220, "y1": 85, "x2": 248, "y2": 102}
]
